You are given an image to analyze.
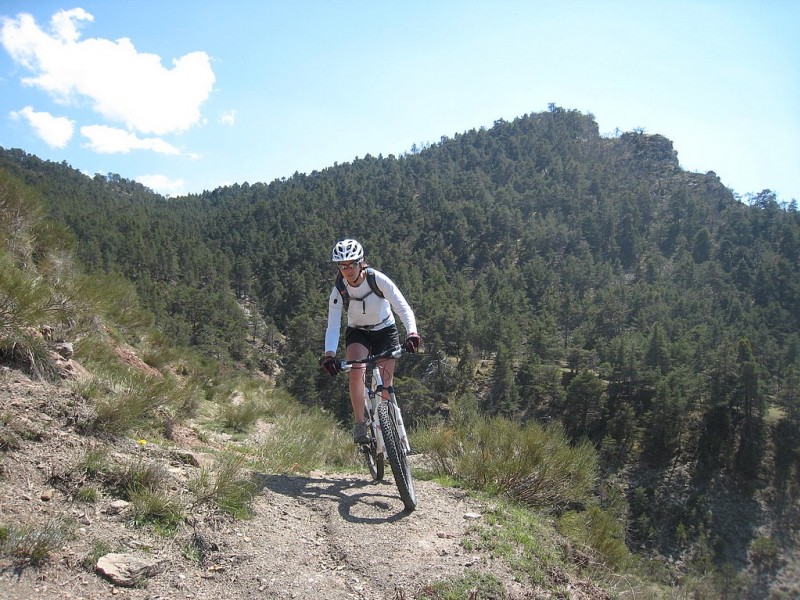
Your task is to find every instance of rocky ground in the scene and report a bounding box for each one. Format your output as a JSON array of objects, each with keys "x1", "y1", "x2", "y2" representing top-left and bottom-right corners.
[
  {"x1": 4, "y1": 357, "x2": 799, "y2": 600},
  {"x1": 0, "y1": 366, "x2": 612, "y2": 600}
]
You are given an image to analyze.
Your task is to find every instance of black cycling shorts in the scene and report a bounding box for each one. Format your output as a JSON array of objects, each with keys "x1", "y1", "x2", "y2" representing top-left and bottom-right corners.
[{"x1": 345, "y1": 324, "x2": 400, "y2": 356}]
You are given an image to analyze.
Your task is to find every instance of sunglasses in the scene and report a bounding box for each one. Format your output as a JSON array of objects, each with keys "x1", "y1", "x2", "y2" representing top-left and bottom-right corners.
[{"x1": 337, "y1": 261, "x2": 361, "y2": 270}]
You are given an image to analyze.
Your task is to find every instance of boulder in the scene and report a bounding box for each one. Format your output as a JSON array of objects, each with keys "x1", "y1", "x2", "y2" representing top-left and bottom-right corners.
[{"x1": 95, "y1": 553, "x2": 167, "y2": 587}]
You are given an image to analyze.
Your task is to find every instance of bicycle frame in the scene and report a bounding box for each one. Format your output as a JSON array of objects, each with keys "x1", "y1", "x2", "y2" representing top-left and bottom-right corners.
[
  {"x1": 339, "y1": 345, "x2": 416, "y2": 511},
  {"x1": 339, "y1": 346, "x2": 411, "y2": 455}
]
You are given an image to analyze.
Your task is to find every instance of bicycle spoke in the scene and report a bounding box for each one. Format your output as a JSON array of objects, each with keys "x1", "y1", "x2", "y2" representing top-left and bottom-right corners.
[
  {"x1": 362, "y1": 406, "x2": 384, "y2": 480},
  {"x1": 378, "y1": 402, "x2": 416, "y2": 511}
]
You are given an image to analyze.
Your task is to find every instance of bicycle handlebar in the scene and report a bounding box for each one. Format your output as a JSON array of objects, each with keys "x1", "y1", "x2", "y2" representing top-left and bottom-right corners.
[{"x1": 338, "y1": 345, "x2": 405, "y2": 371}]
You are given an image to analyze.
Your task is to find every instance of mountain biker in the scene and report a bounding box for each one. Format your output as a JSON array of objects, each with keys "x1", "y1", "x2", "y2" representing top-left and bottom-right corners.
[{"x1": 320, "y1": 238, "x2": 421, "y2": 444}]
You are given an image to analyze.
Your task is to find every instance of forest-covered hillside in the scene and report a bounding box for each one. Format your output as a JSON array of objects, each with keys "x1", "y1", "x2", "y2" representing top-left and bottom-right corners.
[{"x1": 2, "y1": 106, "x2": 799, "y2": 570}]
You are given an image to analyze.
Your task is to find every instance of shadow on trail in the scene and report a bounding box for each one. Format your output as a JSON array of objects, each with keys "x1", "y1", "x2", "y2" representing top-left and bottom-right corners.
[{"x1": 253, "y1": 472, "x2": 413, "y2": 524}]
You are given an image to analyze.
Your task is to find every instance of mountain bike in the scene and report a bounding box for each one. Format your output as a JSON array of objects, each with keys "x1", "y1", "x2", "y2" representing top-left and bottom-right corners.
[{"x1": 339, "y1": 346, "x2": 417, "y2": 511}]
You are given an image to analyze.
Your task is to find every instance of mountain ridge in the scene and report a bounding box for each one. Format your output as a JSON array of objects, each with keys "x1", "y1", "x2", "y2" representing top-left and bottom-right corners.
[{"x1": 2, "y1": 106, "x2": 799, "y2": 597}]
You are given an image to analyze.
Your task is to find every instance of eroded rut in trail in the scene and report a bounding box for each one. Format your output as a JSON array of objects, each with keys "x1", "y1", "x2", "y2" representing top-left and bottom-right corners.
[
  {"x1": 0, "y1": 369, "x2": 502, "y2": 600},
  {"x1": 236, "y1": 472, "x2": 491, "y2": 600},
  {"x1": 0, "y1": 372, "x2": 559, "y2": 600}
]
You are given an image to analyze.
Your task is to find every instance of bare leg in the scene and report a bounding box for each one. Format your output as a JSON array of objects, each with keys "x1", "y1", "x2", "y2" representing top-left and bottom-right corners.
[
  {"x1": 378, "y1": 358, "x2": 396, "y2": 401},
  {"x1": 347, "y1": 342, "x2": 368, "y2": 422}
]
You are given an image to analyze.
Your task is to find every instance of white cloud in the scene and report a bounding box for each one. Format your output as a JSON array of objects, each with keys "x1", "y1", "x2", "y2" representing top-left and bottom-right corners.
[
  {"x1": 136, "y1": 174, "x2": 185, "y2": 197},
  {"x1": 219, "y1": 110, "x2": 236, "y2": 126},
  {"x1": 81, "y1": 124, "x2": 180, "y2": 154},
  {"x1": 1, "y1": 9, "x2": 215, "y2": 136},
  {"x1": 10, "y1": 106, "x2": 74, "y2": 148}
]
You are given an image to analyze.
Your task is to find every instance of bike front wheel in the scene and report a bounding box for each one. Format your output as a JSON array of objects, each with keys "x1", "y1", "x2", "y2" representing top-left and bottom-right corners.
[
  {"x1": 362, "y1": 408, "x2": 384, "y2": 480},
  {"x1": 377, "y1": 401, "x2": 416, "y2": 511}
]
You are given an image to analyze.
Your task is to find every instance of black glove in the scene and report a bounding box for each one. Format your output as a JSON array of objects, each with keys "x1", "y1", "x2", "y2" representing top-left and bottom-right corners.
[
  {"x1": 319, "y1": 355, "x2": 339, "y2": 376},
  {"x1": 404, "y1": 333, "x2": 421, "y2": 353}
]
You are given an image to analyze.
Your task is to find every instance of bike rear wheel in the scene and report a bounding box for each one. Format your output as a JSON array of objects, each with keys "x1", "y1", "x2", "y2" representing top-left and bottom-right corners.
[
  {"x1": 378, "y1": 401, "x2": 416, "y2": 511},
  {"x1": 362, "y1": 408, "x2": 384, "y2": 480}
]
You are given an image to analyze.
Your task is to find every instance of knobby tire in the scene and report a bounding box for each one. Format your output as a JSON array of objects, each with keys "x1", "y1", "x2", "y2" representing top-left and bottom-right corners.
[
  {"x1": 362, "y1": 406, "x2": 384, "y2": 480},
  {"x1": 377, "y1": 401, "x2": 416, "y2": 511}
]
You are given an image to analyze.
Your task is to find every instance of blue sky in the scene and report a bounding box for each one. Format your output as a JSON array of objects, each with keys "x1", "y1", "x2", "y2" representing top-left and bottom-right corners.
[{"x1": 1, "y1": 1, "x2": 798, "y2": 202}]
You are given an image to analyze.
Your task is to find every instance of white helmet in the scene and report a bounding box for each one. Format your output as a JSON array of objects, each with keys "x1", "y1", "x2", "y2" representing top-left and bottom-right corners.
[{"x1": 331, "y1": 239, "x2": 364, "y2": 262}]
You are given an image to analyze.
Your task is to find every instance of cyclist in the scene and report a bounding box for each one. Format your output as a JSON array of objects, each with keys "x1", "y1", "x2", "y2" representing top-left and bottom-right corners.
[{"x1": 320, "y1": 238, "x2": 421, "y2": 444}]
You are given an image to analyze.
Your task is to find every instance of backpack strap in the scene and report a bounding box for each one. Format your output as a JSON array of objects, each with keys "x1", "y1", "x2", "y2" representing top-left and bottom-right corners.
[
  {"x1": 335, "y1": 268, "x2": 385, "y2": 314},
  {"x1": 365, "y1": 268, "x2": 384, "y2": 299},
  {"x1": 334, "y1": 271, "x2": 350, "y2": 310}
]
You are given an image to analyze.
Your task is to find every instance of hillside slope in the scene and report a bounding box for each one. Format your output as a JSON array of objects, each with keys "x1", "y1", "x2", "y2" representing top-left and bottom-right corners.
[
  {"x1": 0, "y1": 364, "x2": 613, "y2": 600},
  {"x1": 3, "y1": 108, "x2": 800, "y2": 599}
]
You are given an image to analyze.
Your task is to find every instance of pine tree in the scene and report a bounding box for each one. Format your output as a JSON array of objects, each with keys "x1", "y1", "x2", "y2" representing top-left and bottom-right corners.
[{"x1": 734, "y1": 338, "x2": 765, "y2": 478}]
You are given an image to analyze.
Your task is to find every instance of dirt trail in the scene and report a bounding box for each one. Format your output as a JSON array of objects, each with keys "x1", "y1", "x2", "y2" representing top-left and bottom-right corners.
[{"x1": 0, "y1": 370, "x2": 526, "y2": 600}]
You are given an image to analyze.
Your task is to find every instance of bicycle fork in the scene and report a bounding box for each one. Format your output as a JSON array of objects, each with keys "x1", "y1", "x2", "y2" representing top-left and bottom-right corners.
[
  {"x1": 365, "y1": 382, "x2": 385, "y2": 454},
  {"x1": 366, "y1": 367, "x2": 411, "y2": 454}
]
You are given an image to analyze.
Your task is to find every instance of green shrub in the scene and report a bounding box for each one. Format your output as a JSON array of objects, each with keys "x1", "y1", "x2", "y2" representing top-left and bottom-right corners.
[
  {"x1": 418, "y1": 570, "x2": 507, "y2": 599},
  {"x1": 93, "y1": 372, "x2": 186, "y2": 435},
  {"x1": 69, "y1": 271, "x2": 153, "y2": 337},
  {"x1": 414, "y1": 410, "x2": 597, "y2": 509},
  {"x1": 166, "y1": 377, "x2": 203, "y2": 420},
  {"x1": 258, "y1": 408, "x2": 357, "y2": 473},
  {"x1": 217, "y1": 396, "x2": 265, "y2": 433},
  {"x1": 76, "y1": 446, "x2": 112, "y2": 478},
  {"x1": 181, "y1": 542, "x2": 202, "y2": 563},
  {"x1": 0, "y1": 520, "x2": 71, "y2": 567},
  {"x1": 77, "y1": 328, "x2": 202, "y2": 434},
  {"x1": 103, "y1": 456, "x2": 182, "y2": 534},
  {"x1": 0, "y1": 409, "x2": 46, "y2": 449},
  {"x1": 189, "y1": 452, "x2": 256, "y2": 519},
  {"x1": 109, "y1": 458, "x2": 169, "y2": 500},
  {"x1": 0, "y1": 330, "x2": 59, "y2": 381},
  {"x1": 0, "y1": 176, "x2": 72, "y2": 379},
  {"x1": 261, "y1": 387, "x2": 303, "y2": 420},
  {"x1": 72, "y1": 377, "x2": 108, "y2": 403},
  {"x1": 76, "y1": 485, "x2": 99, "y2": 503},
  {"x1": 469, "y1": 500, "x2": 560, "y2": 585},
  {"x1": 750, "y1": 536, "x2": 779, "y2": 573},
  {"x1": 72, "y1": 333, "x2": 124, "y2": 374},
  {"x1": 128, "y1": 486, "x2": 184, "y2": 535},
  {"x1": 558, "y1": 505, "x2": 631, "y2": 569},
  {"x1": 0, "y1": 423, "x2": 22, "y2": 451}
]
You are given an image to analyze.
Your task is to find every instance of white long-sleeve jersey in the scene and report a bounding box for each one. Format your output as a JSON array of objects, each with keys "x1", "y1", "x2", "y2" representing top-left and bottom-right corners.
[{"x1": 324, "y1": 269, "x2": 417, "y2": 354}]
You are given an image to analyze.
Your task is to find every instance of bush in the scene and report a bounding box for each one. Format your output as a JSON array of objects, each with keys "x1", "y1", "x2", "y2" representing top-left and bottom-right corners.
[
  {"x1": 418, "y1": 570, "x2": 507, "y2": 599},
  {"x1": 558, "y1": 505, "x2": 631, "y2": 569},
  {"x1": 413, "y1": 407, "x2": 597, "y2": 509},
  {"x1": 76, "y1": 446, "x2": 112, "y2": 478},
  {"x1": 0, "y1": 519, "x2": 71, "y2": 567},
  {"x1": 75, "y1": 486, "x2": 99, "y2": 503},
  {"x1": 749, "y1": 536, "x2": 779, "y2": 574},
  {"x1": 470, "y1": 500, "x2": 561, "y2": 586},
  {"x1": 128, "y1": 486, "x2": 184, "y2": 535},
  {"x1": 189, "y1": 452, "x2": 256, "y2": 518},
  {"x1": 0, "y1": 173, "x2": 73, "y2": 379},
  {"x1": 93, "y1": 372, "x2": 188, "y2": 435},
  {"x1": 109, "y1": 458, "x2": 169, "y2": 500},
  {"x1": 0, "y1": 254, "x2": 62, "y2": 379},
  {"x1": 69, "y1": 271, "x2": 153, "y2": 338},
  {"x1": 217, "y1": 396, "x2": 265, "y2": 433},
  {"x1": 0, "y1": 414, "x2": 23, "y2": 451},
  {"x1": 258, "y1": 408, "x2": 357, "y2": 473}
]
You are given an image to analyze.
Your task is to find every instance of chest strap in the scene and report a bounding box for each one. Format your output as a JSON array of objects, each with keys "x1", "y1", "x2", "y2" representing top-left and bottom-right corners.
[{"x1": 351, "y1": 314, "x2": 392, "y2": 331}]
